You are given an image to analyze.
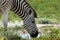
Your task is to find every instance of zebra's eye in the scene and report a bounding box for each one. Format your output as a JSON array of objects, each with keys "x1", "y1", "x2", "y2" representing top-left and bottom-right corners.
[{"x1": 29, "y1": 10, "x2": 32, "y2": 15}]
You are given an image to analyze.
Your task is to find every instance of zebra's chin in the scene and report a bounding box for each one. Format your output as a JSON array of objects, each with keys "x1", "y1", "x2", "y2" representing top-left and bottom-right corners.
[{"x1": 30, "y1": 31, "x2": 38, "y2": 38}]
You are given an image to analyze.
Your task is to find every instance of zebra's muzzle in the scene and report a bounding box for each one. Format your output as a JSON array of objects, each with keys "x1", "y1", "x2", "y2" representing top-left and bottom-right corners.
[{"x1": 30, "y1": 30, "x2": 38, "y2": 38}]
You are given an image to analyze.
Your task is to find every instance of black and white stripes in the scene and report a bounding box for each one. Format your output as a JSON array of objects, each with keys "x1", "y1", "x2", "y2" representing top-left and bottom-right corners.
[
  {"x1": 0, "y1": 0, "x2": 38, "y2": 38},
  {"x1": 11, "y1": 0, "x2": 37, "y2": 20}
]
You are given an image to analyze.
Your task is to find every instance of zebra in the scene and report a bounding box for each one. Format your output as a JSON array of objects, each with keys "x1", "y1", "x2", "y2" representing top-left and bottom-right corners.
[{"x1": 0, "y1": 0, "x2": 38, "y2": 38}]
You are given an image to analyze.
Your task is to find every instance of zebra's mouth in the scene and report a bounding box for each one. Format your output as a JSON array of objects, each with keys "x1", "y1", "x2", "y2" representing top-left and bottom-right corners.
[{"x1": 30, "y1": 30, "x2": 38, "y2": 38}]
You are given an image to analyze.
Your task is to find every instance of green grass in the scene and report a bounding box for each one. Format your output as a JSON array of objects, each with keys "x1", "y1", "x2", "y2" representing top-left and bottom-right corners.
[
  {"x1": 8, "y1": 11, "x2": 22, "y2": 21},
  {"x1": 0, "y1": 26, "x2": 60, "y2": 40}
]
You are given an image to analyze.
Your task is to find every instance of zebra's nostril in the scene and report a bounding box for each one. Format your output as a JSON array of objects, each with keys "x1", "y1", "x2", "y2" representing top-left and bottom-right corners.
[{"x1": 30, "y1": 31, "x2": 38, "y2": 38}]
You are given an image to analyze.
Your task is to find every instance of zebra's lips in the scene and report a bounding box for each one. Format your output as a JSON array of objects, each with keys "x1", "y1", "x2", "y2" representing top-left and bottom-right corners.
[{"x1": 30, "y1": 30, "x2": 38, "y2": 38}]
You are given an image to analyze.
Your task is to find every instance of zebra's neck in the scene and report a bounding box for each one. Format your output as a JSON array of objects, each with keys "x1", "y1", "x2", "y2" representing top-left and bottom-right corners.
[{"x1": 11, "y1": 0, "x2": 30, "y2": 20}]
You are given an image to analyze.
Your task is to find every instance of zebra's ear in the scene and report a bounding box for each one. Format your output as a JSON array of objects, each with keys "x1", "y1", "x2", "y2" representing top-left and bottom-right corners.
[
  {"x1": 33, "y1": 11, "x2": 37, "y2": 18},
  {"x1": 34, "y1": 12, "x2": 37, "y2": 18}
]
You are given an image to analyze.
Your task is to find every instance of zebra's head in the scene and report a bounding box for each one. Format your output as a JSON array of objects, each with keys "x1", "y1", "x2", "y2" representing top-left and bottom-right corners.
[{"x1": 23, "y1": 9, "x2": 38, "y2": 38}]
